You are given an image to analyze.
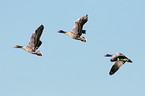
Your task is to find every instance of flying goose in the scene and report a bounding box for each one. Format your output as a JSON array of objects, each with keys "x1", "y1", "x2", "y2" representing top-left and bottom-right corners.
[
  {"x1": 104, "y1": 53, "x2": 132, "y2": 75},
  {"x1": 104, "y1": 53, "x2": 132, "y2": 62},
  {"x1": 13, "y1": 25, "x2": 44, "y2": 56},
  {"x1": 57, "y1": 15, "x2": 88, "y2": 42}
]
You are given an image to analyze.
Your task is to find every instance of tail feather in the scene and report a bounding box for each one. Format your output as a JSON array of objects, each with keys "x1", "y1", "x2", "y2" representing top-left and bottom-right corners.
[
  {"x1": 82, "y1": 30, "x2": 86, "y2": 34},
  {"x1": 127, "y1": 59, "x2": 133, "y2": 63}
]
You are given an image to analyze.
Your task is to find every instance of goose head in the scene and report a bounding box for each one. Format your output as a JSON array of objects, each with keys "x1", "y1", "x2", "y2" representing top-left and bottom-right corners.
[
  {"x1": 104, "y1": 54, "x2": 113, "y2": 57},
  {"x1": 13, "y1": 45, "x2": 23, "y2": 48},
  {"x1": 57, "y1": 30, "x2": 67, "y2": 34}
]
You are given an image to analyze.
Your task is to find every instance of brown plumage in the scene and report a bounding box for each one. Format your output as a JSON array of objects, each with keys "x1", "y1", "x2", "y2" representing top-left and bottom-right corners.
[
  {"x1": 57, "y1": 15, "x2": 88, "y2": 42},
  {"x1": 104, "y1": 53, "x2": 132, "y2": 75},
  {"x1": 13, "y1": 25, "x2": 44, "y2": 56}
]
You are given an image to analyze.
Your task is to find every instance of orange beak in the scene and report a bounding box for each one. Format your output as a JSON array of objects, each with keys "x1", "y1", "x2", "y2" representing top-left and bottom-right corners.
[
  {"x1": 57, "y1": 31, "x2": 60, "y2": 32},
  {"x1": 104, "y1": 55, "x2": 107, "y2": 56},
  {"x1": 13, "y1": 46, "x2": 17, "y2": 48}
]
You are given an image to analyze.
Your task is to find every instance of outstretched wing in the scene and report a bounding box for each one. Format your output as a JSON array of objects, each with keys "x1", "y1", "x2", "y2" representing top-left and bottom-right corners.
[
  {"x1": 27, "y1": 25, "x2": 44, "y2": 50},
  {"x1": 72, "y1": 15, "x2": 88, "y2": 36},
  {"x1": 109, "y1": 59, "x2": 126, "y2": 75}
]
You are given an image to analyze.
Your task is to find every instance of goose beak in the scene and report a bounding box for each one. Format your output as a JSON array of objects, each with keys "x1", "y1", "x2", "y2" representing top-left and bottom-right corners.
[{"x1": 13, "y1": 46, "x2": 17, "y2": 48}]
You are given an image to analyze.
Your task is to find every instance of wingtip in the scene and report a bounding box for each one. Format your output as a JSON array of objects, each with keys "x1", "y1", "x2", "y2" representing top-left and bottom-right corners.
[
  {"x1": 109, "y1": 71, "x2": 114, "y2": 75},
  {"x1": 40, "y1": 25, "x2": 44, "y2": 28}
]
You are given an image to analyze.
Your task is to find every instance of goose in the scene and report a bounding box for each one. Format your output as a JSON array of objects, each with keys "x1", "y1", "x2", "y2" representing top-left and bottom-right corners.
[
  {"x1": 13, "y1": 25, "x2": 44, "y2": 56},
  {"x1": 57, "y1": 15, "x2": 88, "y2": 42},
  {"x1": 104, "y1": 53, "x2": 132, "y2": 62},
  {"x1": 104, "y1": 53, "x2": 132, "y2": 75}
]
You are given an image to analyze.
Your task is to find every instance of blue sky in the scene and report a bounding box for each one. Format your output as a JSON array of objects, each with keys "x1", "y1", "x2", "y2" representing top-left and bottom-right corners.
[{"x1": 1, "y1": 0, "x2": 145, "y2": 96}]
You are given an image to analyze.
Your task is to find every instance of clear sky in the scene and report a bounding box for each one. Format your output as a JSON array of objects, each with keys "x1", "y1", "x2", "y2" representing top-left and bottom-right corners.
[{"x1": 0, "y1": 0, "x2": 145, "y2": 96}]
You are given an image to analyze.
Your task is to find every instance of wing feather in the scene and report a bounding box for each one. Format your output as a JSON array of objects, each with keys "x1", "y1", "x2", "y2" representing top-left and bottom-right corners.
[
  {"x1": 109, "y1": 60, "x2": 126, "y2": 75},
  {"x1": 72, "y1": 15, "x2": 88, "y2": 36},
  {"x1": 27, "y1": 25, "x2": 44, "y2": 50}
]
